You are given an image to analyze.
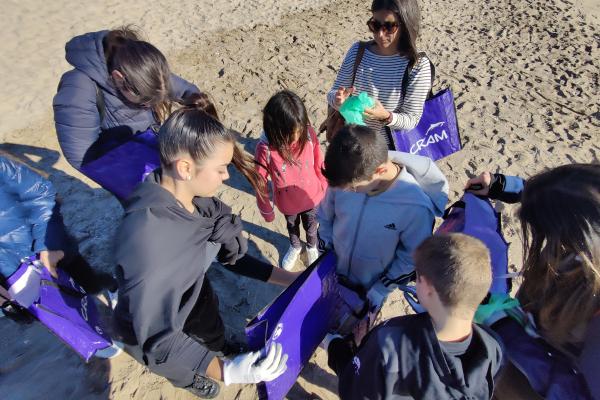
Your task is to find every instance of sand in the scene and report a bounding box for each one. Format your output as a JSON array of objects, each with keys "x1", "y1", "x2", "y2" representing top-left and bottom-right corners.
[{"x1": 0, "y1": 0, "x2": 598, "y2": 399}]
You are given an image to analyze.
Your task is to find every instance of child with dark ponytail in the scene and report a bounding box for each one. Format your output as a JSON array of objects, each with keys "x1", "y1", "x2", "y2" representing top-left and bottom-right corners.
[{"x1": 113, "y1": 94, "x2": 295, "y2": 398}]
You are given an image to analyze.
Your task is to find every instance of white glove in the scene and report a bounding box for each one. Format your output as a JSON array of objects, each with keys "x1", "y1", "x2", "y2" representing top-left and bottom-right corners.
[
  {"x1": 223, "y1": 342, "x2": 288, "y2": 386},
  {"x1": 8, "y1": 261, "x2": 43, "y2": 308}
]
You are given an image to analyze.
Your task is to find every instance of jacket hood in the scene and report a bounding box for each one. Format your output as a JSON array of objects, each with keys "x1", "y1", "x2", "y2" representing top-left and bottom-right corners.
[
  {"x1": 122, "y1": 170, "x2": 181, "y2": 214},
  {"x1": 389, "y1": 151, "x2": 449, "y2": 216},
  {"x1": 122, "y1": 169, "x2": 234, "y2": 229},
  {"x1": 64, "y1": 30, "x2": 115, "y2": 94}
]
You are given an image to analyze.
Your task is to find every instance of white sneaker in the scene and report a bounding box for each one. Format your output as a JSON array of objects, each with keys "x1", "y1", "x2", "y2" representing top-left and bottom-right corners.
[
  {"x1": 281, "y1": 246, "x2": 302, "y2": 271},
  {"x1": 306, "y1": 247, "x2": 319, "y2": 266}
]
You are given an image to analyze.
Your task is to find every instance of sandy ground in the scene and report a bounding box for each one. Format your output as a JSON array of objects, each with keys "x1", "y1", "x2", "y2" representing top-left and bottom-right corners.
[{"x1": 0, "y1": 0, "x2": 599, "y2": 399}]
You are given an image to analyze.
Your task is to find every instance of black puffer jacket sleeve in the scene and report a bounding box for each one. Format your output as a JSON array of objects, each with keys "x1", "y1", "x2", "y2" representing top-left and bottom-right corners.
[
  {"x1": 170, "y1": 74, "x2": 200, "y2": 101},
  {"x1": 193, "y1": 197, "x2": 248, "y2": 265},
  {"x1": 53, "y1": 70, "x2": 101, "y2": 171}
]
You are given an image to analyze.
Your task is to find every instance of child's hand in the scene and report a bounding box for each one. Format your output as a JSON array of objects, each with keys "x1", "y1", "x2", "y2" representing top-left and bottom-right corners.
[
  {"x1": 464, "y1": 172, "x2": 493, "y2": 196},
  {"x1": 353, "y1": 318, "x2": 370, "y2": 347},
  {"x1": 263, "y1": 212, "x2": 275, "y2": 223},
  {"x1": 39, "y1": 250, "x2": 64, "y2": 278}
]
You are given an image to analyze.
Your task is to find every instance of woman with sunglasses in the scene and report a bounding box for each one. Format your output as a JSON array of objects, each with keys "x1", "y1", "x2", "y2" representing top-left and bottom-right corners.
[
  {"x1": 53, "y1": 27, "x2": 199, "y2": 172},
  {"x1": 327, "y1": 0, "x2": 431, "y2": 148}
]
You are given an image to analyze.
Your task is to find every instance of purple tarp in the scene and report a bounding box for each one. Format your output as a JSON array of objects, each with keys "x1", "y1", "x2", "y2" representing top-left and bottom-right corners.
[
  {"x1": 80, "y1": 129, "x2": 160, "y2": 200},
  {"x1": 390, "y1": 88, "x2": 462, "y2": 161},
  {"x1": 6, "y1": 255, "x2": 113, "y2": 362},
  {"x1": 436, "y1": 193, "x2": 510, "y2": 294},
  {"x1": 245, "y1": 252, "x2": 338, "y2": 400}
]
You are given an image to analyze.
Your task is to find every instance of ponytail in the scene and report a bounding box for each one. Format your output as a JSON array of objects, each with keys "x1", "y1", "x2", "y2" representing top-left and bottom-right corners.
[{"x1": 166, "y1": 93, "x2": 267, "y2": 199}]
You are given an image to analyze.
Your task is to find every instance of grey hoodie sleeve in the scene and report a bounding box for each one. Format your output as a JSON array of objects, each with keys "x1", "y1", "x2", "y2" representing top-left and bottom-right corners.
[
  {"x1": 317, "y1": 188, "x2": 336, "y2": 250},
  {"x1": 53, "y1": 70, "x2": 101, "y2": 170},
  {"x1": 388, "y1": 151, "x2": 449, "y2": 216}
]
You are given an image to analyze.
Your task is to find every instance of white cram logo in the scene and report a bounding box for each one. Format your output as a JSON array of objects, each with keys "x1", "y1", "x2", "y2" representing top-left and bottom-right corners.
[
  {"x1": 409, "y1": 122, "x2": 448, "y2": 154},
  {"x1": 272, "y1": 323, "x2": 284, "y2": 340}
]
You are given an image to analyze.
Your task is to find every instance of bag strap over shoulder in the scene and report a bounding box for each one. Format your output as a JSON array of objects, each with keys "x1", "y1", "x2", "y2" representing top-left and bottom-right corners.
[
  {"x1": 401, "y1": 52, "x2": 436, "y2": 101},
  {"x1": 350, "y1": 41, "x2": 369, "y2": 87}
]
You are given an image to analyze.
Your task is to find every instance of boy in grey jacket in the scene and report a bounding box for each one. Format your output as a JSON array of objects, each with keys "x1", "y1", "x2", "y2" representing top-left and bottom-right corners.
[
  {"x1": 327, "y1": 233, "x2": 503, "y2": 399},
  {"x1": 317, "y1": 125, "x2": 448, "y2": 308}
]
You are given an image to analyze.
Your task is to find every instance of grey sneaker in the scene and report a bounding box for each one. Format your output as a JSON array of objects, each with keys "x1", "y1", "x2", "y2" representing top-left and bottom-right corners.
[{"x1": 186, "y1": 374, "x2": 220, "y2": 399}]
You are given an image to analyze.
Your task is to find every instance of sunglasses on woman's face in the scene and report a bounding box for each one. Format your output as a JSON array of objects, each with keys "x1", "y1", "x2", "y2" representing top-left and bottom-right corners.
[{"x1": 367, "y1": 18, "x2": 399, "y2": 34}]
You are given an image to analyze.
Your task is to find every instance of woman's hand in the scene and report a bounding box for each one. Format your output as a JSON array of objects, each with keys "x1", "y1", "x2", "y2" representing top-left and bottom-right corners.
[
  {"x1": 363, "y1": 99, "x2": 391, "y2": 122},
  {"x1": 464, "y1": 172, "x2": 493, "y2": 196},
  {"x1": 39, "y1": 250, "x2": 64, "y2": 278},
  {"x1": 334, "y1": 87, "x2": 355, "y2": 108},
  {"x1": 353, "y1": 318, "x2": 370, "y2": 347}
]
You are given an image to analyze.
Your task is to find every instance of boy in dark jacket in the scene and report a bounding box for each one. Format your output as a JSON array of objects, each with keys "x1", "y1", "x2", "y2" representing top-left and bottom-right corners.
[{"x1": 327, "y1": 233, "x2": 503, "y2": 400}]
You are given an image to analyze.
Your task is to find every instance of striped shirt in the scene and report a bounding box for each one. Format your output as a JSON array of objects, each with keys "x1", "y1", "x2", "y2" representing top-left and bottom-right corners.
[{"x1": 327, "y1": 42, "x2": 431, "y2": 145}]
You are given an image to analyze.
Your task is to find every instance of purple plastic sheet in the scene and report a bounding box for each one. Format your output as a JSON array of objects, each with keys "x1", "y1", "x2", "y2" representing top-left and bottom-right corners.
[
  {"x1": 80, "y1": 129, "x2": 160, "y2": 200},
  {"x1": 493, "y1": 318, "x2": 593, "y2": 399},
  {"x1": 436, "y1": 193, "x2": 510, "y2": 294},
  {"x1": 246, "y1": 252, "x2": 338, "y2": 400},
  {"x1": 390, "y1": 88, "x2": 462, "y2": 161},
  {"x1": 6, "y1": 255, "x2": 113, "y2": 362}
]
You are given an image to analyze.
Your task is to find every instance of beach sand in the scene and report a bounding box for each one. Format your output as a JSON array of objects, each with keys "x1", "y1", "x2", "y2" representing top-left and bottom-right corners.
[{"x1": 0, "y1": 0, "x2": 598, "y2": 399}]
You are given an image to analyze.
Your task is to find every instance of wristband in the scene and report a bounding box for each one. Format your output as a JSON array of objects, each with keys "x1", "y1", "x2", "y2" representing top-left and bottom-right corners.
[{"x1": 488, "y1": 174, "x2": 506, "y2": 198}]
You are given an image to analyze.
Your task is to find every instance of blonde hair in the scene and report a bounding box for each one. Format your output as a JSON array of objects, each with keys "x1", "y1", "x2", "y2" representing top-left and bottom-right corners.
[{"x1": 414, "y1": 233, "x2": 492, "y2": 315}]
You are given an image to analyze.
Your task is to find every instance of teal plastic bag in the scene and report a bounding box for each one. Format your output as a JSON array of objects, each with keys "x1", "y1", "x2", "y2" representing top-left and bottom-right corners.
[
  {"x1": 474, "y1": 293, "x2": 520, "y2": 325},
  {"x1": 339, "y1": 92, "x2": 375, "y2": 125}
]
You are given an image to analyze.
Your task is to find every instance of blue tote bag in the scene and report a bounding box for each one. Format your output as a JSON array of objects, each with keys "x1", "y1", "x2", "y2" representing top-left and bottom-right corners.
[{"x1": 389, "y1": 55, "x2": 462, "y2": 161}]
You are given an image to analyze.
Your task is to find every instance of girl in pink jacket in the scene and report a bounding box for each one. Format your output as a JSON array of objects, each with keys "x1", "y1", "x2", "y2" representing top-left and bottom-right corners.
[{"x1": 255, "y1": 90, "x2": 328, "y2": 270}]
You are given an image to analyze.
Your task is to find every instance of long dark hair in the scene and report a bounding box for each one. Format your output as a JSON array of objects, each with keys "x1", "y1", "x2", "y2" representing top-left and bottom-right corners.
[
  {"x1": 262, "y1": 90, "x2": 309, "y2": 164},
  {"x1": 104, "y1": 27, "x2": 173, "y2": 122},
  {"x1": 161, "y1": 93, "x2": 266, "y2": 198},
  {"x1": 518, "y1": 163, "x2": 600, "y2": 347},
  {"x1": 371, "y1": 0, "x2": 421, "y2": 67}
]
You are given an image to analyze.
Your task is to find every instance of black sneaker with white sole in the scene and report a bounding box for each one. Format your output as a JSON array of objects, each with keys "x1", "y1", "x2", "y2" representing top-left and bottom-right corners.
[{"x1": 186, "y1": 374, "x2": 220, "y2": 399}]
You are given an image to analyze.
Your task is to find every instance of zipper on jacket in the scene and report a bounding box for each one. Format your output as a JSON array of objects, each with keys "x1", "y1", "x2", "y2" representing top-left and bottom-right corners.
[{"x1": 347, "y1": 195, "x2": 369, "y2": 279}]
